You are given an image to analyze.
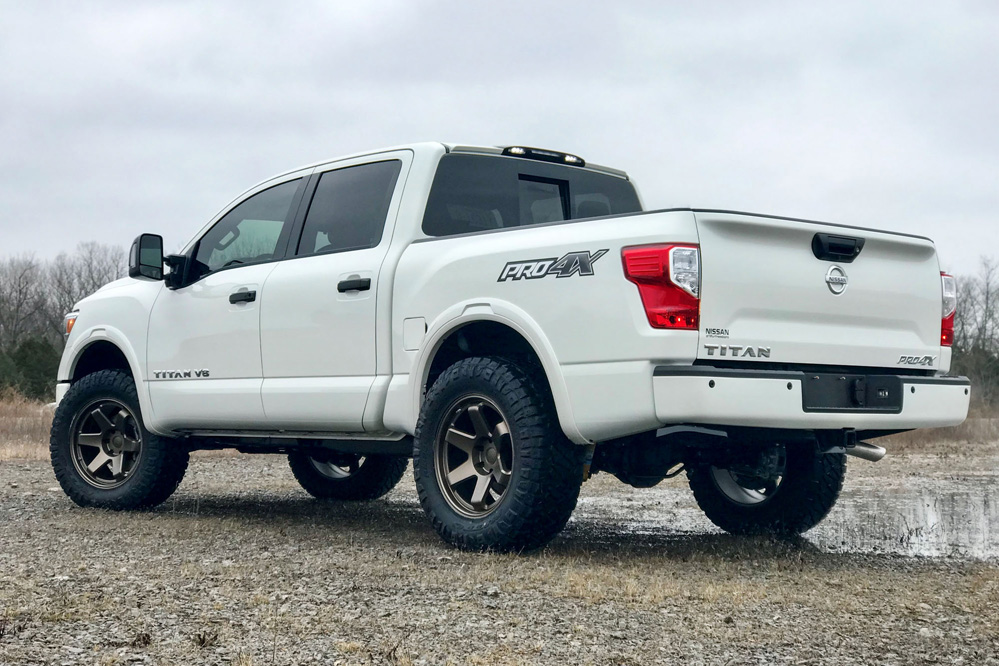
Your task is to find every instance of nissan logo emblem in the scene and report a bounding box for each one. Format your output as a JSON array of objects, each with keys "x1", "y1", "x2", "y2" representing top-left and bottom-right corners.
[{"x1": 825, "y1": 265, "x2": 848, "y2": 294}]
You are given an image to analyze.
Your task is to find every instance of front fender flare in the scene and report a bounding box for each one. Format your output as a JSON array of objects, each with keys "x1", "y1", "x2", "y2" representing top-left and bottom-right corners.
[{"x1": 59, "y1": 326, "x2": 167, "y2": 437}]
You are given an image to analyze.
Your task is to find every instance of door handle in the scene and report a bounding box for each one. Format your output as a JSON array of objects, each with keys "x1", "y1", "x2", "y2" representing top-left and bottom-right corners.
[
  {"x1": 229, "y1": 290, "x2": 256, "y2": 304},
  {"x1": 337, "y1": 278, "x2": 371, "y2": 293}
]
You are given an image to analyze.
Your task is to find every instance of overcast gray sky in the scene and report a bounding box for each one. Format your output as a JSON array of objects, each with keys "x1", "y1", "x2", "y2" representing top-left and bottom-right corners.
[{"x1": 1, "y1": 1, "x2": 996, "y2": 272}]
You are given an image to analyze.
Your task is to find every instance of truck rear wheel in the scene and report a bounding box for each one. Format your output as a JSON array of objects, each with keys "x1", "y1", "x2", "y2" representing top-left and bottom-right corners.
[
  {"x1": 413, "y1": 356, "x2": 585, "y2": 552},
  {"x1": 686, "y1": 443, "x2": 845, "y2": 535},
  {"x1": 287, "y1": 451, "x2": 408, "y2": 501},
  {"x1": 50, "y1": 369, "x2": 189, "y2": 510}
]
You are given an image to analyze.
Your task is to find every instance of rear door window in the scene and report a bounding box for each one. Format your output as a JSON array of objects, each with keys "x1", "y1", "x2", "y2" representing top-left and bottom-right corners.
[{"x1": 297, "y1": 160, "x2": 403, "y2": 256}]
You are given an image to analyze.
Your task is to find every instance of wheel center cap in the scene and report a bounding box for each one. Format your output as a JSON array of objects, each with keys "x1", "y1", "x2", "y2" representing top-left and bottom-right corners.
[
  {"x1": 484, "y1": 447, "x2": 498, "y2": 465},
  {"x1": 110, "y1": 434, "x2": 124, "y2": 451}
]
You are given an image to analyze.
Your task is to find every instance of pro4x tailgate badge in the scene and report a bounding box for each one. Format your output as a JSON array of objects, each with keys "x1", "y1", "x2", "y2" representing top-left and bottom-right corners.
[{"x1": 498, "y1": 250, "x2": 608, "y2": 282}]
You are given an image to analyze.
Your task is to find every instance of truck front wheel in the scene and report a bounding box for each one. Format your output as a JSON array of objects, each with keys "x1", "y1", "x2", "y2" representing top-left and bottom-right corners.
[
  {"x1": 413, "y1": 356, "x2": 585, "y2": 552},
  {"x1": 50, "y1": 369, "x2": 189, "y2": 510},
  {"x1": 287, "y1": 451, "x2": 408, "y2": 501},
  {"x1": 686, "y1": 443, "x2": 845, "y2": 535}
]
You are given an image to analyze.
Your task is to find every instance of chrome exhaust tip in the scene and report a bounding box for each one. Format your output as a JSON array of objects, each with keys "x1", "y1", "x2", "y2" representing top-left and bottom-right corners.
[{"x1": 846, "y1": 441, "x2": 887, "y2": 462}]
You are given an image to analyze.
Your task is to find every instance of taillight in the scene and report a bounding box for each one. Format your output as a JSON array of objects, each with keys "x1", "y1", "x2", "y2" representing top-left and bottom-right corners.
[
  {"x1": 622, "y1": 244, "x2": 700, "y2": 329},
  {"x1": 941, "y1": 272, "x2": 956, "y2": 346}
]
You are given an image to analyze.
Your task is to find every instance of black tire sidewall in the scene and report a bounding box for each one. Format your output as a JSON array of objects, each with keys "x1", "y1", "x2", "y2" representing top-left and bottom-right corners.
[
  {"x1": 50, "y1": 370, "x2": 187, "y2": 509},
  {"x1": 413, "y1": 356, "x2": 584, "y2": 552},
  {"x1": 687, "y1": 443, "x2": 845, "y2": 535},
  {"x1": 288, "y1": 452, "x2": 408, "y2": 501},
  {"x1": 416, "y1": 374, "x2": 522, "y2": 536}
]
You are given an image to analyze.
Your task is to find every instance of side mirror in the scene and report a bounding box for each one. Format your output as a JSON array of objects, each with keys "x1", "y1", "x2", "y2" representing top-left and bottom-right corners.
[{"x1": 128, "y1": 233, "x2": 164, "y2": 281}]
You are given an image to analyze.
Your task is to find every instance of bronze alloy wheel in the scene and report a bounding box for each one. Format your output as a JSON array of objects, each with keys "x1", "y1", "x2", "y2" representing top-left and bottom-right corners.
[
  {"x1": 70, "y1": 398, "x2": 143, "y2": 489},
  {"x1": 434, "y1": 394, "x2": 514, "y2": 518}
]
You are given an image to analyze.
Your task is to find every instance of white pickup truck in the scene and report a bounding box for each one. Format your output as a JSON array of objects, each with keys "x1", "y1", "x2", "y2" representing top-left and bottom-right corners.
[{"x1": 51, "y1": 142, "x2": 971, "y2": 551}]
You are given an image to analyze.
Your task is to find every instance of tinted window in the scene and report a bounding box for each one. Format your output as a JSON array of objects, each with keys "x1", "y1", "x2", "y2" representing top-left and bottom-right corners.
[
  {"x1": 191, "y1": 179, "x2": 301, "y2": 279},
  {"x1": 297, "y1": 160, "x2": 402, "y2": 256},
  {"x1": 422, "y1": 154, "x2": 641, "y2": 237}
]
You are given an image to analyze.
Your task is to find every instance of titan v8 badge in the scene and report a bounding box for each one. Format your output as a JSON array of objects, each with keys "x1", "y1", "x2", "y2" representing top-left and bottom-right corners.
[
  {"x1": 498, "y1": 249, "x2": 608, "y2": 282},
  {"x1": 153, "y1": 369, "x2": 211, "y2": 379}
]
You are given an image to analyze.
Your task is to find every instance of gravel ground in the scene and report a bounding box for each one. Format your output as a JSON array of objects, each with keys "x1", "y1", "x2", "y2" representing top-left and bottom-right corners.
[{"x1": 1, "y1": 451, "x2": 998, "y2": 665}]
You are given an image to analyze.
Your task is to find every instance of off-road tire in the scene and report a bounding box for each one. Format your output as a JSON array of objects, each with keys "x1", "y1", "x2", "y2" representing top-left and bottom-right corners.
[
  {"x1": 50, "y1": 369, "x2": 189, "y2": 509},
  {"x1": 288, "y1": 452, "x2": 408, "y2": 501},
  {"x1": 687, "y1": 444, "x2": 845, "y2": 535},
  {"x1": 413, "y1": 356, "x2": 586, "y2": 552}
]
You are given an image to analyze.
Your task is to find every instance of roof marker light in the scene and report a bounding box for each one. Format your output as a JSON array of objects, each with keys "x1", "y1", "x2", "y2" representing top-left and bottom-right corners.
[{"x1": 501, "y1": 146, "x2": 586, "y2": 167}]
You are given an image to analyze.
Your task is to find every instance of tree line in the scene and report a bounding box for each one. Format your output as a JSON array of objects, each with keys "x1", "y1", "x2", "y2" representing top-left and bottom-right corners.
[
  {"x1": 0, "y1": 243, "x2": 126, "y2": 399},
  {"x1": 1, "y1": 245, "x2": 997, "y2": 409},
  {"x1": 952, "y1": 258, "x2": 999, "y2": 408}
]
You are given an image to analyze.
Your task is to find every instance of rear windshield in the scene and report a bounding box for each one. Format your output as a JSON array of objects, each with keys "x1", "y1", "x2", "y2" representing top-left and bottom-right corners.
[{"x1": 422, "y1": 154, "x2": 641, "y2": 237}]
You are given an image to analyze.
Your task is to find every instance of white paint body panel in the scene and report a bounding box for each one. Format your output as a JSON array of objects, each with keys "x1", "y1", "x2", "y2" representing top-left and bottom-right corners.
[
  {"x1": 653, "y1": 374, "x2": 969, "y2": 429},
  {"x1": 147, "y1": 262, "x2": 276, "y2": 429},
  {"x1": 55, "y1": 142, "x2": 970, "y2": 446},
  {"x1": 694, "y1": 212, "x2": 944, "y2": 370}
]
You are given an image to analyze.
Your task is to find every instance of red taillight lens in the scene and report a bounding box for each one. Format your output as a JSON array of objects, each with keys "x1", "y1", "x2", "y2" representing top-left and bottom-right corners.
[
  {"x1": 941, "y1": 313, "x2": 954, "y2": 346},
  {"x1": 622, "y1": 244, "x2": 700, "y2": 330},
  {"x1": 941, "y1": 272, "x2": 956, "y2": 347}
]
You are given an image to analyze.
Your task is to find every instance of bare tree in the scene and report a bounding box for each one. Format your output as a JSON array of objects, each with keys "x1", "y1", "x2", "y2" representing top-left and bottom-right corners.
[
  {"x1": 43, "y1": 243, "x2": 126, "y2": 342},
  {"x1": 0, "y1": 255, "x2": 48, "y2": 353},
  {"x1": 951, "y1": 257, "x2": 999, "y2": 406},
  {"x1": 75, "y1": 241, "x2": 127, "y2": 297}
]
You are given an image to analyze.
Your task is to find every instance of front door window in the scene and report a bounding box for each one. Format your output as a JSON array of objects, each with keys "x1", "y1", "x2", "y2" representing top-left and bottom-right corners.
[{"x1": 189, "y1": 178, "x2": 301, "y2": 281}]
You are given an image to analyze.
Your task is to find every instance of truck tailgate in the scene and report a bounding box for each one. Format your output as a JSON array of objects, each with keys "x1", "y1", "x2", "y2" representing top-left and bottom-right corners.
[{"x1": 694, "y1": 211, "x2": 944, "y2": 371}]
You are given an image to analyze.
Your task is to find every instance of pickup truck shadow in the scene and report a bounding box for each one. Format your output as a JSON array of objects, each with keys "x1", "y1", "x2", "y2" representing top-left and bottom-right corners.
[{"x1": 157, "y1": 492, "x2": 823, "y2": 561}]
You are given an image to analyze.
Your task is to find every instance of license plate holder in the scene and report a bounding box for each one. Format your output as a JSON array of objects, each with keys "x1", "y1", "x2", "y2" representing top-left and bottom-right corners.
[{"x1": 801, "y1": 374, "x2": 903, "y2": 413}]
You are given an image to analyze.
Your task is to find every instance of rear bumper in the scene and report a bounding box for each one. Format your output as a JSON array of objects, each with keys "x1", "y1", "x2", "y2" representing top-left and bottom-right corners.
[{"x1": 653, "y1": 366, "x2": 970, "y2": 430}]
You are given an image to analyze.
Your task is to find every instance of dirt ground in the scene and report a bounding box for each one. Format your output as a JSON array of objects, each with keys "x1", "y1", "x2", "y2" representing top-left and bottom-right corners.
[{"x1": 1, "y1": 413, "x2": 998, "y2": 664}]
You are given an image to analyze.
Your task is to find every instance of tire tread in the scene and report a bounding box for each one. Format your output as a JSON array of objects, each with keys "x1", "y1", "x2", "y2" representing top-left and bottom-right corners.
[
  {"x1": 288, "y1": 452, "x2": 408, "y2": 501},
  {"x1": 687, "y1": 445, "x2": 845, "y2": 535},
  {"x1": 413, "y1": 356, "x2": 584, "y2": 552},
  {"x1": 50, "y1": 369, "x2": 189, "y2": 510}
]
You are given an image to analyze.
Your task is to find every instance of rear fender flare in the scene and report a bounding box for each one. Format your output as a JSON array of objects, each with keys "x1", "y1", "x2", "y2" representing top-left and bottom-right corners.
[{"x1": 413, "y1": 300, "x2": 587, "y2": 444}]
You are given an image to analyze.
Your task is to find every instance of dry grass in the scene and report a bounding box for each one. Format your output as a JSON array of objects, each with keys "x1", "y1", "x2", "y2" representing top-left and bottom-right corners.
[
  {"x1": 0, "y1": 389, "x2": 52, "y2": 461},
  {"x1": 0, "y1": 393, "x2": 237, "y2": 461},
  {"x1": 882, "y1": 410, "x2": 999, "y2": 454}
]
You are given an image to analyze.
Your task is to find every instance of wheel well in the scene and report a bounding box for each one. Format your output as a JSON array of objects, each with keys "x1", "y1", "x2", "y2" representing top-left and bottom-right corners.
[
  {"x1": 72, "y1": 341, "x2": 132, "y2": 382},
  {"x1": 425, "y1": 321, "x2": 547, "y2": 394}
]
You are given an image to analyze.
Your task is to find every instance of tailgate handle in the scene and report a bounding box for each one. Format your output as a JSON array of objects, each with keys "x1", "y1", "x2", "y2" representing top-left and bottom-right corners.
[{"x1": 812, "y1": 233, "x2": 865, "y2": 263}]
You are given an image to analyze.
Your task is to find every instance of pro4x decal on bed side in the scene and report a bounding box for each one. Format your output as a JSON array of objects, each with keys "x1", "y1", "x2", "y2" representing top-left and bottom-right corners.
[{"x1": 498, "y1": 249, "x2": 608, "y2": 282}]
